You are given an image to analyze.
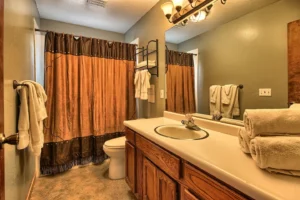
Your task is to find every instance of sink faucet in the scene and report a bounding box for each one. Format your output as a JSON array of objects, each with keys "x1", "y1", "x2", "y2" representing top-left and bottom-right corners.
[{"x1": 181, "y1": 114, "x2": 201, "y2": 131}]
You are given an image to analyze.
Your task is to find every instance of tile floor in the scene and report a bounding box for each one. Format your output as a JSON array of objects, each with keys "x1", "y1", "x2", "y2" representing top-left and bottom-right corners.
[{"x1": 30, "y1": 159, "x2": 136, "y2": 200}]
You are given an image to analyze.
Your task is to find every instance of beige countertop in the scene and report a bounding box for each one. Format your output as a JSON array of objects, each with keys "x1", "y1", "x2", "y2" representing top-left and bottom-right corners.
[{"x1": 124, "y1": 112, "x2": 300, "y2": 200}]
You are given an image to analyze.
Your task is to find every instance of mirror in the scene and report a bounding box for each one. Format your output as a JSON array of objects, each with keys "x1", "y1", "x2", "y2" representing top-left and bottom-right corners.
[{"x1": 164, "y1": 0, "x2": 298, "y2": 123}]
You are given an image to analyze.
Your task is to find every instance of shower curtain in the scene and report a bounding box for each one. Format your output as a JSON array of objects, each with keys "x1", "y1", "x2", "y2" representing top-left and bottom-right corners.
[
  {"x1": 166, "y1": 50, "x2": 196, "y2": 114},
  {"x1": 41, "y1": 32, "x2": 136, "y2": 175}
]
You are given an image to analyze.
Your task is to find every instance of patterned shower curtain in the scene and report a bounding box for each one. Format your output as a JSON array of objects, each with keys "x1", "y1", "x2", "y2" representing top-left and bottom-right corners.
[
  {"x1": 41, "y1": 32, "x2": 136, "y2": 175},
  {"x1": 166, "y1": 50, "x2": 196, "y2": 114}
]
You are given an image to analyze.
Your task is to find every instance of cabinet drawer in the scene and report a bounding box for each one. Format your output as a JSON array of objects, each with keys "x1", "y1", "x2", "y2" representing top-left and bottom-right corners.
[
  {"x1": 183, "y1": 163, "x2": 249, "y2": 200},
  {"x1": 136, "y1": 134, "x2": 180, "y2": 179},
  {"x1": 181, "y1": 186, "x2": 200, "y2": 200},
  {"x1": 125, "y1": 127, "x2": 135, "y2": 145}
]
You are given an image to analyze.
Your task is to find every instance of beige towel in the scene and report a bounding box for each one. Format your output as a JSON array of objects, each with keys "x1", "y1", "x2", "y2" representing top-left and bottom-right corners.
[
  {"x1": 17, "y1": 87, "x2": 30, "y2": 150},
  {"x1": 134, "y1": 71, "x2": 141, "y2": 98},
  {"x1": 140, "y1": 70, "x2": 151, "y2": 100},
  {"x1": 209, "y1": 85, "x2": 221, "y2": 115},
  {"x1": 136, "y1": 60, "x2": 156, "y2": 68},
  {"x1": 221, "y1": 118, "x2": 244, "y2": 127},
  {"x1": 221, "y1": 85, "x2": 239, "y2": 118},
  {"x1": 238, "y1": 128, "x2": 251, "y2": 153},
  {"x1": 290, "y1": 103, "x2": 300, "y2": 110},
  {"x1": 244, "y1": 109, "x2": 300, "y2": 138},
  {"x1": 249, "y1": 136, "x2": 300, "y2": 171},
  {"x1": 17, "y1": 81, "x2": 47, "y2": 156}
]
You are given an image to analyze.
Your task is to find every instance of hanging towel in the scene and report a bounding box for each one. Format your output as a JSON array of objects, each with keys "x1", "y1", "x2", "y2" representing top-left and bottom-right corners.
[
  {"x1": 134, "y1": 71, "x2": 141, "y2": 99},
  {"x1": 238, "y1": 128, "x2": 251, "y2": 153},
  {"x1": 244, "y1": 109, "x2": 300, "y2": 138},
  {"x1": 221, "y1": 85, "x2": 239, "y2": 118},
  {"x1": 290, "y1": 103, "x2": 300, "y2": 110},
  {"x1": 140, "y1": 70, "x2": 151, "y2": 100},
  {"x1": 249, "y1": 136, "x2": 300, "y2": 175},
  {"x1": 209, "y1": 85, "x2": 221, "y2": 115},
  {"x1": 221, "y1": 84, "x2": 232, "y2": 104},
  {"x1": 17, "y1": 81, "x2": 47, "y2": 156}
]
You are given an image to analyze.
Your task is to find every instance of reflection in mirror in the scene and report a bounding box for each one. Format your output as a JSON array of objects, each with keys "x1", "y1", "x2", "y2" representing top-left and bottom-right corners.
[{"x1": 164, "y1": 0, "x2": 300, "y2": 122}]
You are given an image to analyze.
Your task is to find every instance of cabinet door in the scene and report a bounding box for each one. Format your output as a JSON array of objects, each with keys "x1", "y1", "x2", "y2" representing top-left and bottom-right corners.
[
  {"x1": 143, "y1": 158, "x2": 157, "y2": 200},
  {"x1": 157, "y1": 169, "x2": 177, "y2": 200},
  {"x1": 181, "y1": 186, "x2": 200, "y2": 200},
  {"x1": 125, "y1": 141, "x2": 136, "y2": 193}
]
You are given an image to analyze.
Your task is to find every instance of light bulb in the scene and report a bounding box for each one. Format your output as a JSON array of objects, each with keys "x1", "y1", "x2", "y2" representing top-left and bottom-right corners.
[{"x1": 190, "y1": 11, "x2": 207, "y2": 22}]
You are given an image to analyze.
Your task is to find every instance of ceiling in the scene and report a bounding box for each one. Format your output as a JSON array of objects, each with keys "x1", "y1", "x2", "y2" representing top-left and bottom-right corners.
[
  {"x1": 166, "y1": 0, "x2": 280, "y2": 44},
  {"x1": 35, "y1": 0, "x2": 159, "y2": 33}
]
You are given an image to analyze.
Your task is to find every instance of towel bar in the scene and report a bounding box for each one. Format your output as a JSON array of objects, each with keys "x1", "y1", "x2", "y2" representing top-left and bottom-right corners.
[{"x1": 13, "y1": 80, "x2": 28, "y2": 89}]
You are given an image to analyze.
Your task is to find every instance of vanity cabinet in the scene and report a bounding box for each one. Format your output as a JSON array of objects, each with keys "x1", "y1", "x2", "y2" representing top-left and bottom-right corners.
[{"x1": 125, "y1": 127, "x2": 251, "y2": 200}]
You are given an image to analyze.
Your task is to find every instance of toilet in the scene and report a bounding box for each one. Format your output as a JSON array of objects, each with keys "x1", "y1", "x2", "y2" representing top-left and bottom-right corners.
[{"x1": 103, "y1": 136, "x2": 126, "y2": 180}]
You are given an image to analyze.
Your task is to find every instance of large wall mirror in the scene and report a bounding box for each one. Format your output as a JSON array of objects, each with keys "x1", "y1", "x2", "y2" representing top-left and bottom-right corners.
[{"x1": 164, "y1": 0, "x2": 300, "y2": 123}]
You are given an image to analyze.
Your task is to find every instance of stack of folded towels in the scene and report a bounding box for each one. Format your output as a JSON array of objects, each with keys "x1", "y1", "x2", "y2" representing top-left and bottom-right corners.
[{"x1": 238, "y1": 107, "x2": 300, "y2": 176}]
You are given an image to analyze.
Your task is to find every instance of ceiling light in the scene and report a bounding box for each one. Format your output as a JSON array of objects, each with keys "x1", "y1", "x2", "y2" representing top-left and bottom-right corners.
[
  {"x1": 190, "y1": 11, "x2": 207, "y2": 22},
  {"x1": 161, "y1": 2, "x2": 174, "y2": 21},
  {"x1": 172, "y1": 0, "x2": 184, "y2": 12},
  {"x1": 161, "y1": 0, "x2": 224, "y2": 25}
]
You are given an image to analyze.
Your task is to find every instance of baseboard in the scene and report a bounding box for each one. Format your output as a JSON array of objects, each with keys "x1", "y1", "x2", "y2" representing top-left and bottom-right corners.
[{"x1": 26, "y1": 174, "x2": 36, "y2": 200}]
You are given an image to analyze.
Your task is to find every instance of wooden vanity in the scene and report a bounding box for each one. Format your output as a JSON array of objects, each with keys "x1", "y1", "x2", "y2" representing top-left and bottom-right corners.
[{"x1": 125, "y1": 127, "x2": 252, "y2": 200}]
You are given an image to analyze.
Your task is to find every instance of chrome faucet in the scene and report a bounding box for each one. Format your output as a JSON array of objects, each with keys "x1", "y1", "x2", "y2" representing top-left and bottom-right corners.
[{"x1": 181, "y1": 114, "x2": 201, "y2": 131}]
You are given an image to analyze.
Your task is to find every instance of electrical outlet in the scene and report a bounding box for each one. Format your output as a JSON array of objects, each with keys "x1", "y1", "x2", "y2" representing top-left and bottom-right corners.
[
  {"x1": 160, "y1": 90, "x2": 165, "y2": 99},
  {"x1": 259, "y1": 88, "x2": 271, "y2": 97}
]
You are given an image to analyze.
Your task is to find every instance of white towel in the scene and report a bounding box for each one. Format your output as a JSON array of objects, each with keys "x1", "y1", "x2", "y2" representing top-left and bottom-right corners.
[
  {"x1": 209, "y1": 85, "x2": 221, "y2": 115},
  {"x1": 140, "y1": 70, "x2": 151, "y2": 100},
  {"x1": 17, "y1": 81, "x2": 47, "y2": 156},
  {"x1": 238, "y1": 128, "x2": 251, "y2": 153},
  {"x1": 134, "y1": 71, "x2": 141, "y2": 99},
  {"x1": 221, "y1": 84, "x2": 232, "y2": 104},
  {"x1": 290, "y1": 103, "x2": 300, "y2": 110},
  {"x1": 244, "y1": 109, "x2": 300, "y2": 138},
  {"x1": 249, "y1": 136, "x2": 300, "y2": 172},
  {"x1": 221, "y1": 85, "x2": 239, "y2": 118},
  {"x1": 136, "y1": 60, "x2": 156, "y2": 68}
]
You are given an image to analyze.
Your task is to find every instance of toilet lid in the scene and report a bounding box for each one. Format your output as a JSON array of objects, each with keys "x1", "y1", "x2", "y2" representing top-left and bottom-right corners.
[{"x1": 104, "y1": 136, "x2": 126, "y2": 148}]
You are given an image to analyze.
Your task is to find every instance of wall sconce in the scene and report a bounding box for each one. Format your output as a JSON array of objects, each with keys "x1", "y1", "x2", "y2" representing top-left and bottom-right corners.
[{"x1": 161, "y1": 0, "x2": 226, "y2": 25}]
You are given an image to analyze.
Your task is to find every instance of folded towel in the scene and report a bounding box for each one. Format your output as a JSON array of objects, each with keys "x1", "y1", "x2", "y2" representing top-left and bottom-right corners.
[
  {"x1": 136, "y1": 60, "x2": 156, "y2": 68},
  {"x1": 140, "y1": 70, "x2": 151, "y2": 100},
  {"x1": 221, "y1": 85, "x2": 240, "y2": 118},
  {"x1": 134, "y1": 71, "x2": 141, "y2": 98},
  {"x1": 244, "y1": 109, "x2": 300, "y2": 138},
  {"x1": 221, "y1": 84, "x2": 232, "y2": 104},
  {"x1": 209, "y1": 85, "x2": 221, "y2": 115},
  {"x1": 290, "y1": 103, "x2": 300, "y2": 110},
  {"x1": 238, "y1": 128, "x2": 251, "y2": 153},
  {"x1": 192, "y1": 113, "x2": 213, "y2": 120},
  {"x1": 266, "y1": 168, "x2": 300, "y2": 177},
  {"x1": 221, "y1": 118, "x2": 244, "y2": 127},
  {"x1": 249, "y1": 136, "x2": 300, "y2": 171}
]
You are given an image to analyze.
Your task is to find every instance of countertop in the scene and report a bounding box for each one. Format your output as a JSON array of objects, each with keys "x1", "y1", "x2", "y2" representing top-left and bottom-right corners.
[{"x1": 124, "y1": 115, "x2": 300, "y2": 200}]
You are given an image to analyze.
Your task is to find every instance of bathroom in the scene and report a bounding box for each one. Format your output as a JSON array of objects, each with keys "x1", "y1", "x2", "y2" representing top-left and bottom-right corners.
[{"x1": 1, "y1": 0, "x2": 300, "y2": 199}]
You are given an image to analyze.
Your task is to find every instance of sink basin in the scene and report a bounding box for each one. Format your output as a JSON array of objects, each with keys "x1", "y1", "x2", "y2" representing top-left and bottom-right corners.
[{"x1": 154, "y1": 125, "x2": 209, "y2": 140}]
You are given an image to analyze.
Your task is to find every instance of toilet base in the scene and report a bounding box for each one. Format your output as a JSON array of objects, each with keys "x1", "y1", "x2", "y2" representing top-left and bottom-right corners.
[{"x1": 108, "y1": 158, "x2": 125, "y2": 180}]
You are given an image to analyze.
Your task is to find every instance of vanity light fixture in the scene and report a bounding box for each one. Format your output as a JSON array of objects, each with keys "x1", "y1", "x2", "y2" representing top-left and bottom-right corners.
[{"x1": 161, "y1": 0, "x2": 226, "y2": 25}]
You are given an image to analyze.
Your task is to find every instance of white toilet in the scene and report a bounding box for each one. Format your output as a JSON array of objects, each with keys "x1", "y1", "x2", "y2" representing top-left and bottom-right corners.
[{"x1": 103, "y1": 136, "x2": 126, "y2": 180}]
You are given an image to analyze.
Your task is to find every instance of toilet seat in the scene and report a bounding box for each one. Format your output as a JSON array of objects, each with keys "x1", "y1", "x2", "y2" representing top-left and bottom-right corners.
[{"x1": 104, "y1": 136, "x2": 126, "y2": 149}]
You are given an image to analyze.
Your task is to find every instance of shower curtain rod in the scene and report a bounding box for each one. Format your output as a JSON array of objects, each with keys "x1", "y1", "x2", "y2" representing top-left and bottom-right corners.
[{"x1": 34, "y1": 28, "x2": 137, "y2": 45}]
